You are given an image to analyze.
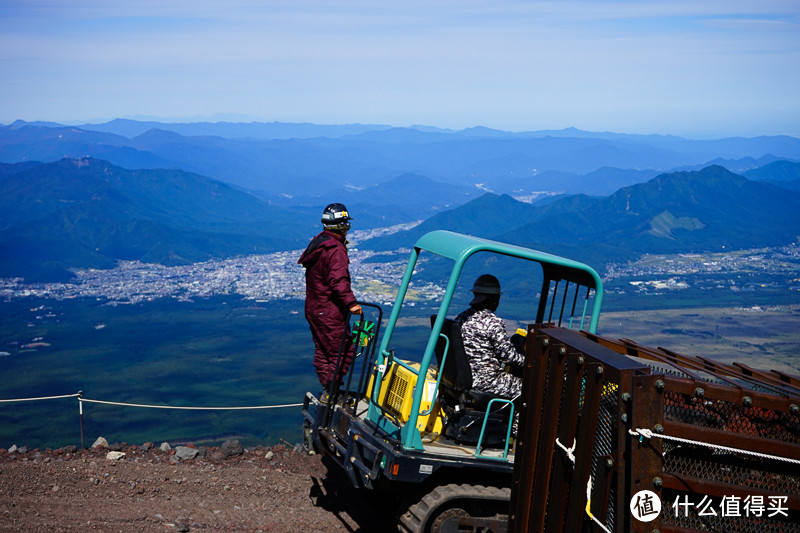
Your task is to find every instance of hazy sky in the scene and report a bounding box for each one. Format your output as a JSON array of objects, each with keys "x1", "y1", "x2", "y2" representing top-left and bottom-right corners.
[{"x1": 2, "y1": 1, "x2": 799, "y2": 137}]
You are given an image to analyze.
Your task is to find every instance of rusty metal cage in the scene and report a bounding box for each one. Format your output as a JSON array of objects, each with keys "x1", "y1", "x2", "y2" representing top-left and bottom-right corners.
[{"x1": 509, "y1": 325, "x2": 800, "y2": 533}]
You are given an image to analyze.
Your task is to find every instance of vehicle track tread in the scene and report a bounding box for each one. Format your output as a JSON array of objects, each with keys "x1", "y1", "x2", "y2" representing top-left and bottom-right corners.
[{"x1": 397, "y1": 483, "x2": 511, "y2": 533}]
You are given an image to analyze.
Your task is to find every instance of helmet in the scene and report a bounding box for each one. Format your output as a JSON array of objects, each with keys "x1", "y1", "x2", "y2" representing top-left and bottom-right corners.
[
  {"x1": 321, "y1": 203, "x2": 352, "y2": 232},
  {"x1": 469, "y1": 274, "x2": 502, "y2": 307}
]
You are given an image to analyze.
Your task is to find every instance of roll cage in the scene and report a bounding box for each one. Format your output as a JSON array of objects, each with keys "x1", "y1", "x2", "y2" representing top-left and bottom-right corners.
[{"x1": 366, "y1": 230, "x2": 604, "y2": 450}]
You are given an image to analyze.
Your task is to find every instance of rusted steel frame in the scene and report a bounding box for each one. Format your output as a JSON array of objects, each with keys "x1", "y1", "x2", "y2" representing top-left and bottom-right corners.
[
  {"x1": 584, "y1": 333, "x2": 716, "y2": 385},
  {"x1": 649, "y1": 345, "x2": 797, "y2": 398},
  {"x1": 592, "y1": 454, "x2": 615, "y2": 527},
  {"x1": 544, "y1": 352, "x2": 585, "y2": 532},
  {"x1": 615, "y1": 337, "x2": 759, "y2": 393},
  {"x1": 733, "y1": 362, "x2": 800, "y2": 397},
  {"x1": 517, "y1": 326, "x2": 649, "y2": 532},
  {"x1": 579, "y1": 332, "x2": 659, "y2": 360},
  {"x1": 691, "y1": 353, "x2": 800, "y2": 397},
  {"x1": 527, "y1": 338, "x2": 569, "y2": 531},
  {"x1": 618, "y1": 338, "x2": 711, "y2": 383},
  {"x1": 509, "y1": 331, "x2": 555, "y2": 533},
  {"x1": 695, "y1": 354, "x2": 733, "y2": 374},
  {"x1": 769, "y1": 368, "x2": 800, "y2": 388},
  {"x1": 563, "y1": 362, "x2": 604, "y2": 533},
  {"x1": 616, "y1": 366, "x2": 637, "y2": 533},
  {"x1": 585, "y1": 332, "x2": 797, "y2": 398},
  {"x1": 663, "y1": 375, "x2": 796, "y2": 413},
  {"x1": 654, "y1": 347, "x2": 759, "y2": 391},
  {"x1": 537, "y1": 325, "x2": 647, "y2": 383},
  {"x1": 661, "y1": 420, "x2": 800, "y2": 460},
  {"x1": 660, "y1": 473, "x2": 800, "y2": 510},
  {"x1": 628, "y1": 374, "x2": 666, "y2": 533},
  {"x1": 578, "y1": 330, "x2": 628, "y2": 353}
]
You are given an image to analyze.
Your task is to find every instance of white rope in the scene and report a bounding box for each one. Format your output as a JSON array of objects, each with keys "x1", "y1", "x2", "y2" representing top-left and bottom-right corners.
[
  {"x1": 585, "y1": 477, "x2": 614, "y2": 533},
  {"x1": 554, "y1": 437, "x2": 613, "y2": 533},
  {"x1": 0, "y1": 393, "x2": 81, "y2": 403},
  {"x1": 79, "y1": 398, "x2": 303, "y2": 410},
  {"x1": 555, "y1": 437, "x2": 577, "y2": 464},
  {"x1": 629, "y1": 427, "x2": 800, "y2": 465}
]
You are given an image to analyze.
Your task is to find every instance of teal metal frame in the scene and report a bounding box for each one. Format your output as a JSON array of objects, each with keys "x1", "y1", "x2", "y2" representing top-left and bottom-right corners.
[
  {"x1": 476, "y1": 398, "x2": 515, "y2": 459},
  {"x1": 366, "y1": 230, "x2": 604, "y2": 451}
]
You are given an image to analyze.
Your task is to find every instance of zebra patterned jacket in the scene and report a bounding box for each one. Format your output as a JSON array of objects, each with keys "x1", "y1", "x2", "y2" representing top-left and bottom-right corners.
[{"x1": 454, "y1": 307, "x2": 524, "y2": 395}]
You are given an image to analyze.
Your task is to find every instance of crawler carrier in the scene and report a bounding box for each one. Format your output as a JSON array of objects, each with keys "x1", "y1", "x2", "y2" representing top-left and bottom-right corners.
[{"x1": 302, "y1": 230, "x2": 800, "y2": 532}]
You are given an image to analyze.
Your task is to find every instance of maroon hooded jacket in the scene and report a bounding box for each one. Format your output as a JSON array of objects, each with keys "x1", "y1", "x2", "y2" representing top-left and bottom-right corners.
[{"x1": 297, "y1": 229, "x2": 357, "y2": 385}]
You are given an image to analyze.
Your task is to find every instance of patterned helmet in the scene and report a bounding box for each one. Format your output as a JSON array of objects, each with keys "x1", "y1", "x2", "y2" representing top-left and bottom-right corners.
[{"x1": 321, "y1": 203, "x2": 352, "y2": 231}]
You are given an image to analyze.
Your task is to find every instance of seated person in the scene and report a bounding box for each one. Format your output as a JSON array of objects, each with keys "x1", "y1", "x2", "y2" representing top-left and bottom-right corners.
[{"x1": 454, "y1": 274, "x2": 524, "y2": 403}]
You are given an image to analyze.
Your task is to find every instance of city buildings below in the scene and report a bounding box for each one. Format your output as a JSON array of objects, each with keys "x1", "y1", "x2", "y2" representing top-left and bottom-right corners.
[{"x1": 1, "y1": 242, "x2": 797, "y2": 305}]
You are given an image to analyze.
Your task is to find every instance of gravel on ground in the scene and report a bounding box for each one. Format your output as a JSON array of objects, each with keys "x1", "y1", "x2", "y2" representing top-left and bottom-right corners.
[{"x1": 0, "y1": 442, "x2": 395, "y2": 532}]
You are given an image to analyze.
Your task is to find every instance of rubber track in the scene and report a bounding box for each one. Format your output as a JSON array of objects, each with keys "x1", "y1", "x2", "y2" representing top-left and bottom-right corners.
[{"x1": 398, "y1": 483, "x2": 511, "y2": 533}]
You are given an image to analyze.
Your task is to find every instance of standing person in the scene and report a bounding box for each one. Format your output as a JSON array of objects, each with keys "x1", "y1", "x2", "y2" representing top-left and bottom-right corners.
[
  {"x1": 298, "y1": 203, "x2": 362, "y2": 401},
  {"x1": 454, "y1": 274, "x2": 524, "y2": 402}
]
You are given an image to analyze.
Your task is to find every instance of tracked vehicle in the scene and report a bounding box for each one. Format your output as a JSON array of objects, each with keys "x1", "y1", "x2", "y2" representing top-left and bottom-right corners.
[
  {"x1": 302, "y1": 230, "x2": 800, "y2": 532},
  {"x1": 302, "y1": 230, "x2": 604, "y2": 531}
]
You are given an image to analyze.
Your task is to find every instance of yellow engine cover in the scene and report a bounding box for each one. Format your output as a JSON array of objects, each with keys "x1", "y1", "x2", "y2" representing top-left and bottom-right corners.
[{"x1": 369, "y1": 361, "x2": 443, "y2": 437}]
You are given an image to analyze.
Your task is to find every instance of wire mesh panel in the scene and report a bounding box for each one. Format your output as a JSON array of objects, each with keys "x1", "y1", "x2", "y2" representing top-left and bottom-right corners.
[
  {"x1": 596, "y1": 330, "x2": 800, "y2": 533},
  {"x1": 656, "y1": 378, "x2": 800, "y2": 532},
  {"x1": 510, "y1": 326, "x2": 800, "y2": 533},
  {"x1": 510, "y1": 325, "x2": 648, "y2": 533},
  {"x1": 663, "y1": 391, "x2": 800, "y2": 444},
  {"x1": 590, "y1": 378, "x2": 620, "y2": 530}
]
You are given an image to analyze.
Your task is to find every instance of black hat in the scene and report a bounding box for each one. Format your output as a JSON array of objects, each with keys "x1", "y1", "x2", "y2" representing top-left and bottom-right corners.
[{"x1": 469, "y1": 274, "x2": 502, "y2": 306}]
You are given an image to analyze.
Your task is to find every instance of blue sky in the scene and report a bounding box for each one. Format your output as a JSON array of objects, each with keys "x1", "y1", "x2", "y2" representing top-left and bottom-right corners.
[{"x1": 2, "y1": 0, "x2": 799, "y2": 137}]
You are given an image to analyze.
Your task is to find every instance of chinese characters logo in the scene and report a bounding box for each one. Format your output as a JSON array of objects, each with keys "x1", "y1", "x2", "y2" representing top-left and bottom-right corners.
[{"x1": 630, "y1": 490, "x2": 661, "y2": 522}]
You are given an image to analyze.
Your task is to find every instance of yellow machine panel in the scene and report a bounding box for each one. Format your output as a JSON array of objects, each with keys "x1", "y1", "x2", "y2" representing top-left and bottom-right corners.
[{"x1": 369, "y1": 361, "x2": 444, "y2": 438}]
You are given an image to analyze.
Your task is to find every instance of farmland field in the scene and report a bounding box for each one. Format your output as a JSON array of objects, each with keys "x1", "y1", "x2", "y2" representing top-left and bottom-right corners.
[{"x1": 1, "y1": 296, "x2": 798, "y2": 450}]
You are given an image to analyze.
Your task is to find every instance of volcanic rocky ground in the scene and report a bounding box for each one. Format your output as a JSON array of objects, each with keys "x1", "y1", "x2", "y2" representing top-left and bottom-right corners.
[{"x1": 0, "y1": 439, "x2": 395, "y2": 532}]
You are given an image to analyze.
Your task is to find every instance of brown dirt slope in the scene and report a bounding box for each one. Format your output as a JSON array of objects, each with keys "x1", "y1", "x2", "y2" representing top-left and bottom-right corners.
[{"x1": 0, "y1": 443, "x2": 394, "y2": 532}]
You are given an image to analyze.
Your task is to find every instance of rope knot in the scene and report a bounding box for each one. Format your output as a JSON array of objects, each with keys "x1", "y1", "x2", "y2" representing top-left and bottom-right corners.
[{"x1": 555, "y1": 437, "x2": 577, "y2": 464}]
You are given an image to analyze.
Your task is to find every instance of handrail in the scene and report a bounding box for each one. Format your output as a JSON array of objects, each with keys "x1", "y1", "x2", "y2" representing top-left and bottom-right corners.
[
  {"x1": 393, "y1": 357, "x2": 420, "y2": 374},
  {"x1": 419, "y1": 333, "x2": 448, "y2": 417},
  {"x1": 475, "y1": 398, "x2": 515, "y2": 460}
]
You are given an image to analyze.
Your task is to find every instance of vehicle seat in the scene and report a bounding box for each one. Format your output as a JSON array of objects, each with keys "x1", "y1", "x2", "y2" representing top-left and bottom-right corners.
[
  {"x1": 430, "y1": 315, "x2": 504, "y2": 410},
  {"x1": 430, "y1": 314, "x2": 512, "y2": 446}
]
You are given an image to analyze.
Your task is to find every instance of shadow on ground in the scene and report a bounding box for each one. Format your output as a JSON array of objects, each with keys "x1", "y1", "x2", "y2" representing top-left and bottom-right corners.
[{"x1": 309, "y1": 456, "x2": 400, "y2": 532}]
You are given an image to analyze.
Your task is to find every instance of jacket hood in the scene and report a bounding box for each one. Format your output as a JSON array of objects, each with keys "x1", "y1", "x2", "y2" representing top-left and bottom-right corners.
[{"x1": 298, "y1": 230, "x2": 344, "y2": 267}]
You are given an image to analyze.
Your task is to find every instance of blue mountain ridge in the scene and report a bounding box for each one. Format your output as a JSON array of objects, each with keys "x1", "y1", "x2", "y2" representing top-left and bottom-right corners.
[
  {"x1": 3, "y1": 121, "x2": 800, "y2": 200},
  {"x1": 2, "y1": 120, "x2": 800, "y2": 283},
  {"x1": 362, "y1": 165, "x2": 800, "y2": 272},
  {"x1": 0, "y1": 158, "x2": 317, "y2": 281}
]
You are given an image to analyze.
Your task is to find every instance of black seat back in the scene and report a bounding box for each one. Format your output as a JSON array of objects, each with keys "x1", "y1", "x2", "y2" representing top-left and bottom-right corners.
[
  {"x1": 431, "y1": 315, "x2": 473, "y2": 392},
  {"x1": 431, "y1": 315, "x2": 511, "y2": 447}
]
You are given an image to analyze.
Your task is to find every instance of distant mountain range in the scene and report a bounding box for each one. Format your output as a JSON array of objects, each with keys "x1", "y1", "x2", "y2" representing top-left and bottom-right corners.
[
  {"x1": 2, "y1": 120, "x2": 799, "y2": 202},
  {"x1": 1, "y1": 120, "x2": 799, "y2": 284},
  {"x1": 363, "y1": 165, "x2": 800, "y2": 274},
  {"x1": 743, "y1": 160, "x2": 800, "y2": 191},
  {"x1": 1, "y1": 156, "x2": 798, "y2": 284},
  {"x1": 0, "y1": 158, "x2": 316, "y2": 281}
]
